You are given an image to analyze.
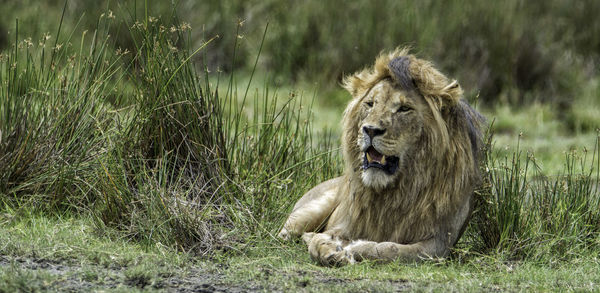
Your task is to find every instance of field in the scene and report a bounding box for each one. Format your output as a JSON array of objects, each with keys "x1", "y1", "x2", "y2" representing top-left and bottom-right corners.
[{"x1": 1, "y1": 1, "x2": 600, "y2": 291}]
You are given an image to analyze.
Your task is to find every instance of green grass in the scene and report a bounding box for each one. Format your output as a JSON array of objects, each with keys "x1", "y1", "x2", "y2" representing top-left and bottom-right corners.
[
  {"x1": 1, "y1": 2, "x2": 600, "y2": 291},
  {"x1": 1, "y1": 214, "x2": 599, "y2": 291},
  {"x1": 222, "y1": 251, "x2": 600, "y2": 291},
  {"x1": 0, "y1": 214, "x2": 192, "y2": 292}
]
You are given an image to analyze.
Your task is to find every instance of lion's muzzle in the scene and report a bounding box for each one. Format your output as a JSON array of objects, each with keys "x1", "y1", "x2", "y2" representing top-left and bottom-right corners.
[{"x1": 363, "y1": 146, "x2": 399, "y2": 174}]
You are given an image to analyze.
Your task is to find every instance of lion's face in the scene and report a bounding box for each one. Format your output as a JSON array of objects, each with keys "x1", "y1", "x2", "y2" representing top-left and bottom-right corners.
[{"x1": 356, "y1": 79, "x2": 426, "y2": 189}]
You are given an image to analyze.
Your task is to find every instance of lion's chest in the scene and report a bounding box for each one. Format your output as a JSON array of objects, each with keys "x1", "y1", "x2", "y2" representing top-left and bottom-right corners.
[{"x1": 327, "y1": 191, "x2": 435, "y2": 244}]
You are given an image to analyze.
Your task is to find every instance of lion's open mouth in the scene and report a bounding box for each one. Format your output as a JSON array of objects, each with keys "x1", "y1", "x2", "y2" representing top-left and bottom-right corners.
[{"x1": 362, "y1": 146, "x2": 399, "y2": 174}]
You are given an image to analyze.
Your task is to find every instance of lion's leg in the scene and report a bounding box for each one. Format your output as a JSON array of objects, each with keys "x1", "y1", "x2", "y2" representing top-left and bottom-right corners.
[
  {"x1": 301, "y1": 232, "x2": 354, "y2": 266},
  {"x1": 340, "y1": 238, "x2": 445, "y2": 262},
  {"x1": 302, "y1": 195, "x2": 472, "y2": 266},
  {"x1": 304, "y1": 233, "x2": 445, "y2": 266},
  {"x1": 278, "y1": 177, "x2": 343, "y2": 240}
]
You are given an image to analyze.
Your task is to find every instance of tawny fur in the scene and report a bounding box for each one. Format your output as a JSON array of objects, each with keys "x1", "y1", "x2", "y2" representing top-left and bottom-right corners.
[{"x1": 279, "y1": 47, "x2": 484, "y2": 266}]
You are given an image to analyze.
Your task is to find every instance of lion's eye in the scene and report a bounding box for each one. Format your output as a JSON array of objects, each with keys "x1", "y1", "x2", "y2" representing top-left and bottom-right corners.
[
  {"x1": 397, "y1": 105, "x2": 412, "y2": 113},
  {"x1": 365, "y1": 101, "x2": 374, "y2": 107}
]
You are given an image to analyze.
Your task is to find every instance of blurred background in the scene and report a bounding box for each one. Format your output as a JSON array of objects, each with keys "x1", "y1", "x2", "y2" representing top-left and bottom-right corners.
[{"x1": 2, "y1": 0, "x2": 599, "y2": 172}]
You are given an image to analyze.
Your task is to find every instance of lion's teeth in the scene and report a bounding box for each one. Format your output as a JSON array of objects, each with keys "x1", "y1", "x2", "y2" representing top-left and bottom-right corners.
[
  {"x1": 366, "y1": 152, "x2": 372, "y2": 162},
  {"x1": 381, "y1": 155, "x2": 386, "y2": 165}
]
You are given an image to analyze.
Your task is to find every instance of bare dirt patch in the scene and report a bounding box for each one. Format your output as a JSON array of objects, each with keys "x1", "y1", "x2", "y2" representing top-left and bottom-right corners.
[
  {"x1": 0, "y1": 255, "x2": 250, "y2": 292},
  {"x1": 0, "y1": 255, "x2": 413, "y2": 292}
]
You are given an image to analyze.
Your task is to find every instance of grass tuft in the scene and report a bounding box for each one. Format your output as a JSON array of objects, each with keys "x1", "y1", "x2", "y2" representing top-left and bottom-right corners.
[{"x1": 468, "y1": 131, "x2": 600, "y2": 260}]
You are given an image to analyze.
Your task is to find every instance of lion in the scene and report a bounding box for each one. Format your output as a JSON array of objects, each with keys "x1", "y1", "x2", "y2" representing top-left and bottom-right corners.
[{"x1": 278, "y1": 48, "x2": 485, "y2": 266}]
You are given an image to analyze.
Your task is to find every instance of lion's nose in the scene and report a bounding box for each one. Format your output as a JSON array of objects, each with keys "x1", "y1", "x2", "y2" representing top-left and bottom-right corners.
[{"x1": 363, "y1": 126, "x2": 386, "y2": 139}]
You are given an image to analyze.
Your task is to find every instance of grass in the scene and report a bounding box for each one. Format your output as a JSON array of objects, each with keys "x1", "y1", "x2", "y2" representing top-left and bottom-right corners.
[
  {"x1": 0, "y1": 214, "x2": 192, "y2": 291},
  {"x1": 223, "y1": 252, "x2": 600, "y2": 291},
  {"x1": 1, "y1": 214, "x2": 599, "y2": 291},
  {"x1": 1, "y1": 1, "x2": 600, "y2": 291}
]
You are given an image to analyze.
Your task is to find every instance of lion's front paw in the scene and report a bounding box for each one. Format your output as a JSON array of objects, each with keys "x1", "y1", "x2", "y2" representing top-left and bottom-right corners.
[
  {"x1": 304, "y1": 233, "x2": 355, "y2": 267},
  {"x1": 323, "y1": 249, "x2": 355, "y2": 267}
]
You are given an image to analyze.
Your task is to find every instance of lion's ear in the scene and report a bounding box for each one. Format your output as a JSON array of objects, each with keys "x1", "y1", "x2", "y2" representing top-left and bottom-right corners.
[
  {"x1": 342, "y1": 75, "x2": 359, "y2": 97},
  {"x1": 342, "y1": 72, "x2": 368, "y2": 97},
  {"x1": 440, "y1": 79, "x2": 463, "y2": 107}
]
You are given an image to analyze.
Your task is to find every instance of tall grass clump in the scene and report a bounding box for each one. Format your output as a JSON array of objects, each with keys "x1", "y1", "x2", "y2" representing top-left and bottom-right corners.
[
  {"x1": 89, "y1": 12, "x2": 234, "y2": 251},
  {"x1": 91, "y1": 13, "x2": 342, "y2": 249},
  {"x1": 0, "y1": 14, "x2": 121, "y2": 209},
  {"x1": 468, "y1": 133, "x2": 600, "y2": 261},
  {"x1": 0, "y1": 5, "x2": 234, "y2": 251},
  {"x1": 190, "y1": 23, "x2": 344, "y2": 241},
  {"x1": 222, "y1": 86, "x2": 342, "y2": 238},
  {"x1": 0, "y1": 3, "x2": 341, "y2": 252}
]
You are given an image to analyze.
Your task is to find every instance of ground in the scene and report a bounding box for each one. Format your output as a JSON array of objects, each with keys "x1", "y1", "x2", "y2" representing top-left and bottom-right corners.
[{"x1": 1, "y1": 214, "x2": 599, "y2": 292}]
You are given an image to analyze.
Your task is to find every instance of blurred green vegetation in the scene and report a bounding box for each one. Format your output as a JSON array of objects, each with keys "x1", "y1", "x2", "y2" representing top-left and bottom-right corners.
[{"x1": 3, "y1": 0, "x2": 600, "y2": 104}]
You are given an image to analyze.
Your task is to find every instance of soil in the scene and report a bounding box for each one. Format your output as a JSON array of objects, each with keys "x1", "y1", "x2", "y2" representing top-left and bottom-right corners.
[
  {"x1": 0, "y1": 255, "x2": 412, "y2": 292},
  {"x1": 0, "y1": 255, "x2": 249, "y2": 292}
]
